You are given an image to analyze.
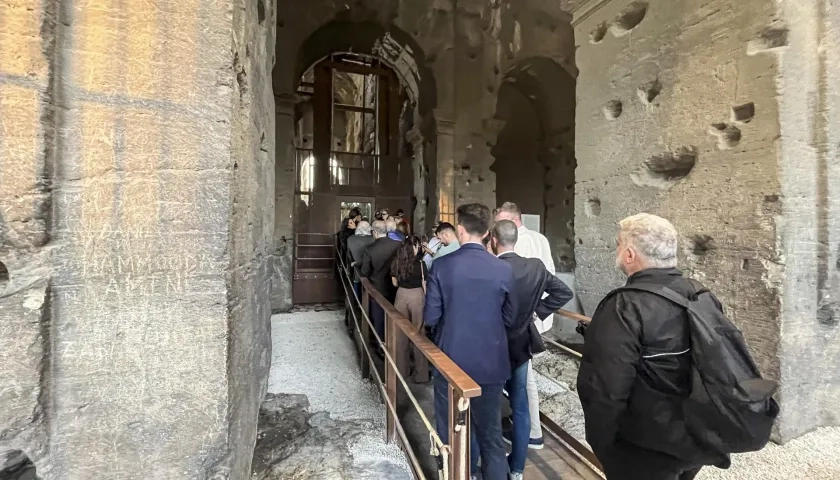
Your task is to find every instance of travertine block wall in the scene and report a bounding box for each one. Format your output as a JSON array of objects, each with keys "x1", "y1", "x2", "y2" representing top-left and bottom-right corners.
[
  {"x1": 0, "y1": 0, "x2": 275, "y2": 477},
  {"x1": 573, "y1": 0, "x2": 840, "y2": 442}
]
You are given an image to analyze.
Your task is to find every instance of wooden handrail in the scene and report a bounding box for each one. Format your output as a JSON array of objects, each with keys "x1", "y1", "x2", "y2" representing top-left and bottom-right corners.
[
  {"x1": 557, "y1": 308, "x2": 591, "y2": 324},
  {"x1": 360, "y1": 277, "x2": 482, "y2": 398}
]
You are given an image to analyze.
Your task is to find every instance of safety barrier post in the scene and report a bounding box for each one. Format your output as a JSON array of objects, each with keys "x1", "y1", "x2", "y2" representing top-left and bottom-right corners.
[
  {"x1": 448, "y1": 384, "x2": 471, "y2": 480},
  {"x1": 385, "y1": 311, "x2": 398, "y2": 442},
  {"x1": 360, "y1": 289, "x2": 371, "y2": 380}
]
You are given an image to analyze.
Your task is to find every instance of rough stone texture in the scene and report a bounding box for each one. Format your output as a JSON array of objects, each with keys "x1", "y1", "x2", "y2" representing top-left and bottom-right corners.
[
  {"x1": 572, "y1": 0, "x2": 789, "y2": 433},
  {"x1": 571, "y1": 0, "x2": 840, "y2": 444},
  {"x1": 0, "y1": 0, "x2": 275, "y2": 477},
  {"x1": 263, "y1": 310, "x2": 410, "y2": 478},
  {"x1": 772, "y1": 0, "x2": 840, "y2": 443}
]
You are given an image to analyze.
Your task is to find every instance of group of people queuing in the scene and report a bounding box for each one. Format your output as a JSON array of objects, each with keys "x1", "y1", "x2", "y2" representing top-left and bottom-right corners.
[{"x1": 338, "y1": 200, "x2": 778, "y2": 480}]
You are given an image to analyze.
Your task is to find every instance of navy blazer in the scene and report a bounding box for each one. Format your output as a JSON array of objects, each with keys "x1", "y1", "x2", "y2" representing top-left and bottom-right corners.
[{"x1": 424, "y1": 243, "x2": 516, "y2": 385}]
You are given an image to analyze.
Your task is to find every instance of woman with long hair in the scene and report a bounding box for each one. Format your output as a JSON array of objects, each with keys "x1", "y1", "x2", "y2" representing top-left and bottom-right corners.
[{"x1": 390, "y1": 235, "x2": 429, "y2": 383}]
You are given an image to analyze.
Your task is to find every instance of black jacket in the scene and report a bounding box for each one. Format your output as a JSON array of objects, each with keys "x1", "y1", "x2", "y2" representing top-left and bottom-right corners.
[
  {"x1": 347, "y1": 234, "x2": 375, "y2": 281},
  {"x1": 359, "y1": 236, "x2": 401, "y2": 301},
  {"x1": 576, "y1": 268, "x2": 723, "y2": 469},
  {"x1": 498, "y1": 252, "x2": 573, "y2": 369}
]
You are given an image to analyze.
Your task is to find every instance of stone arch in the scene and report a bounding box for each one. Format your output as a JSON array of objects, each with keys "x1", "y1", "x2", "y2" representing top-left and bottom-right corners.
[
  {"x1": 293, "y1": 20, "x2": 437, "y2": 117},
  {"x1": 269, "y1": 18, "x2": 439, "y2": 311},
  {"x1": 490, "y1": 56, "x2": 577, "y2": 271}
]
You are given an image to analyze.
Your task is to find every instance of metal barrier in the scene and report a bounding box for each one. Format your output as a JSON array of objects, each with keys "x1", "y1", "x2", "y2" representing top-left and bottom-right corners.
[{"x1": 335, "y1": 249, "x2": 480, "y2": 480}]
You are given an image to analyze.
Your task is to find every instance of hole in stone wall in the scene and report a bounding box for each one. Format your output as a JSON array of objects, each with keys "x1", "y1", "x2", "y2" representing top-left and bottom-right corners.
[
  {"x1": 731, "y1": 102, "x2": 755, "y2": 123},
  {"x1": 817, "y1": 303, "x2": 838, "y2": 327},
  {"x1": 689, "y1": 234, "x2": 715, "y2": 256},
  {"x1": 741, "y1": 259, "x2": 749, "y2": 270},
  {"x1": 589, "y1": 22, "x2": 608, "y2": 44},
  {"x1": 708, "y1": 123, "x2": 742, "y2": 150},
  {"x1": 585, "y1": 198, "x2": 601, "y2": 217},
  {"x1": 610, "y1": 1, "x2": 648, "y2": 37},
  {"x1": 257, "y1": 0, "x2": 265, "y2": 25},
  {"x1": 0, "y1": 261, "x2": 8, "y2": 289},
  {"x1": 637, "y1": 79, "x2": 661, "y2": 105},
  {"x1": 630, "y1": 147, "x2": 697, "y2": 189},
  {"x1": 603, "y1": 99, "x2": 623, "y2": 119},
  {"x1": 747, "y1": 27, "x2": 789, "y2": 56},
  {"x1": 0, "y1": 450, "x2": 39, "y2": 480}
]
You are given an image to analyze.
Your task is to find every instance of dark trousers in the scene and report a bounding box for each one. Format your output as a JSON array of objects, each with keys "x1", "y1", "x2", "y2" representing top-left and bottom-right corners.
[
  {"x1": 434, "y1": 373, "x2": 507, "y2": 480},
  {"x1": 369, "y1": 299, "x2": 386, "y2": 341},
  {"x1": 600, "y1": 441, "x2": 702, "y2": 480}
]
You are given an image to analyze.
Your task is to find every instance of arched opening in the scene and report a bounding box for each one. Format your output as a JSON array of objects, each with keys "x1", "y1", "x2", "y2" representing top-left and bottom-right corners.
[
  {"x1": 491, "y1": 58, "x2": 577, "y2": 271},
  {"x1": 290, "y1": 53, "x2": 414, "y2": 304},
  {"x1": 490, "y1": 57, "x2": 578, "y2": 336},
  {"x1": 271, "y1": 20, "x2": 437, "y2": 308},
  {"x1": 0, "y1": 450, "x2": 39, "y2": 480}
]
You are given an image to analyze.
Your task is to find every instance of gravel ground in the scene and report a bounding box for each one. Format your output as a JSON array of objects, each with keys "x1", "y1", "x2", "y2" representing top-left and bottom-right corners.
[
  {"x1": 532, "y1": 349, "x2": 840, "y2": 480},
  {"x1": 268, "y1": 310, "x2": 411, "y2": 478}
]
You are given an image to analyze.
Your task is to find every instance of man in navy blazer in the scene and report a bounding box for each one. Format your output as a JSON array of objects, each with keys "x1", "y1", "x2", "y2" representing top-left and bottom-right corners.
[{"x1": 425, "y1": 203, "x2": 516, "y2": 480}]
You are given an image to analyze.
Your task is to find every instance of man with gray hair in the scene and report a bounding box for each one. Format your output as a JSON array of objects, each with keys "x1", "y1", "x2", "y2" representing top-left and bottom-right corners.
[
  {"x1": 494, "y1": 201, "x2": 555, "y2": 449},
  {"x1": 360, "y1": 219, "x2": 401, "y2": 342},
  {"x1": 576, "y1": 213, "x2": 712, "y2": 480},
  {"x1": 347, "y1": 220, "x2": 374, "y2": 301},
  {"x1": 491, "y1": 220, "x2": 573, "y2": 479}
]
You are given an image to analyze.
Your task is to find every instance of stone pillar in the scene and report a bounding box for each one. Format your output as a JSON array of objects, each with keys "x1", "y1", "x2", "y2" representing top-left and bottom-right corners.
[
  {"x1": 772, "y1": 0, "x2": 840, "y2": 442},
  {"x1": 272, "y1": 93, "x2": 297, "y2": 312},
  {"x1": 436, "y1": 118, "x2": 457, "y2": 224},
  {"x1": 1, "y1": 0, "x2": 274, "y2": 477}
]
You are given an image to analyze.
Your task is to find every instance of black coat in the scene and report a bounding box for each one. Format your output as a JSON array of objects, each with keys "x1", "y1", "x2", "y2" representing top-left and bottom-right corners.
[
  {"x1": 498, "y1": 252, "x2": 573, "y2": 369},
  {"x1": 346, "y1": 234, "x2": 375, "y2": 281},
  {"x1": 576, "y1": 268, "x2": 724, "y2": 472},
  {"x1": 359, "y1": 236, "x2": 402, "y2": 301}
]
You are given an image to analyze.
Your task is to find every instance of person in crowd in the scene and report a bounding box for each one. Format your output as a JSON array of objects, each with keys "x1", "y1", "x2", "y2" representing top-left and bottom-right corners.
[
  {"x1": 390, "y1": 235, "x2": 429, "y2": 383},
  {"x1": 422, "y1": 224, "x2": 442, "y2": 268},
  {"x1": 494, "y1": 201, "x2": 555, "y2": 449},
  {"x1": 577, "y1": 213, "x2": 706, "y2": 480},
  {"x1": 395, "y1": 208, "x2": 411, "y2": 234},
  {"x1": 430, "y1": 222, "x2": 460, "y2": 262},
  {"x1": 386, "y1": 217, "x2": 404, "y2": 241},
  {"x1": 396, "y1": 219, "x2": 410, "y2": 239},
  {"x1": 347, "y1": 220, "x2": 374, "y2": 301},
  {"x1": 338, "y1": 207, "x2": 361, "y2": 255},
  {"x1": 425, "y1": 203, "x2": 515, "y2": 480},
  {"x1": 380, "y1": 208, "x2": 390, "y2": 222},
  {"x1": 359, "y1": 220, "x2": 402, "y2": 342},
  {"x1": 375, "y1": 210, "x2": 383, "y2": 221},
  {"x1": 490, "y1": 220, "x2": 573, "y2": 479}
]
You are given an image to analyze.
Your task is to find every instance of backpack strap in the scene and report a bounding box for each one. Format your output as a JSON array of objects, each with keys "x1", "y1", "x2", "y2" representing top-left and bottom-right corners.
[{"x1": 612, "y1": 283, "x2": 691, "y2": 309}]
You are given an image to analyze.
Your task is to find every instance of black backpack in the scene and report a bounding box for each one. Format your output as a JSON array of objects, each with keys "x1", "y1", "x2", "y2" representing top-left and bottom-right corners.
[{"x1": 615, "y1": 282, "x2": 780, "y2": 457}]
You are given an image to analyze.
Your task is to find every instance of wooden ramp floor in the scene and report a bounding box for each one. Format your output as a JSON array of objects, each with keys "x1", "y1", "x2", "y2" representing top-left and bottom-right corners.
[{"x1": 521, "y1": 425, "x2": 603, "y2": 480}]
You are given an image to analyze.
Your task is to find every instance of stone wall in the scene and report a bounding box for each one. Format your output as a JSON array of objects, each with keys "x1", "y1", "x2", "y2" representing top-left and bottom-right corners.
[
  {"x1": 572, "y1": 0, "x2": 840, "y2": 442},
  {"x1": 773, "y1": 0, "x2": 840, "y2": 443},
  {"x1": 0, "y1": 0, "x2": 274, "y2": 477},
  {"x1": 574, "y1": 0, "x2": 782, "y2": 372}
]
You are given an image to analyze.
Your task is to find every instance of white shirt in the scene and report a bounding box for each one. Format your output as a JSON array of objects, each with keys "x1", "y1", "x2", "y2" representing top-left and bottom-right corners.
[{"x1": 514, "y1": 224, "x2": 556, "y2": 333}]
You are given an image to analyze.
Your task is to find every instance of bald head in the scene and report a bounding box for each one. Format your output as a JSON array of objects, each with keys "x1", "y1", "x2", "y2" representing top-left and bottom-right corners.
[{"x1": 490, "y1": 219, "x2": 518, "y2": 255}]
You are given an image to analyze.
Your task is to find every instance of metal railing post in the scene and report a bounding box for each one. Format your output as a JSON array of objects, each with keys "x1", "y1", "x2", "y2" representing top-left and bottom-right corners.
[
  {"x1": 448, "y1": 383, "x2": 470, "y2": 480},
  {"x1": 360, "y1": 288, "x2": 371, "y2": 380},
  {"x1": 385, "y1": 311, "x2": 398, "y2": 442}
]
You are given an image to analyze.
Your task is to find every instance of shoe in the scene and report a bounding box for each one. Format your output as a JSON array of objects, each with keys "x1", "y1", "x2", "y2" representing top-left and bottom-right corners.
[
  {"x1": 528, "y1": 436, "x2": 544, "y2": 450},
  {"x1": 509, "y1": 473, "x2": 524, "y2": 480},
  {"x1": 502, "y1": 429, "x2": 513, "y2": 445}
]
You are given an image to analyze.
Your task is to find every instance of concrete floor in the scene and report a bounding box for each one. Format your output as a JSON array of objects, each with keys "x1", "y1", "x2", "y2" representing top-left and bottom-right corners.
[{"x1": 267, "y1": 309, "x2": 411, "y2": 478}]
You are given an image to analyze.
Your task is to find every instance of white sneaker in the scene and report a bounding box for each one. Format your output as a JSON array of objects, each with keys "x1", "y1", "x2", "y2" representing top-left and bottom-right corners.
[{"x1": 509, "y1": 473, "x2": 524, "y2": 480}]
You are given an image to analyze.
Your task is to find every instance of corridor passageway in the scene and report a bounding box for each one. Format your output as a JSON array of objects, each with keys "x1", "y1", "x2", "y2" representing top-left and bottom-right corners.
[{"x1": 1, "y1": 0, "x2": 839, "y2": 478}]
